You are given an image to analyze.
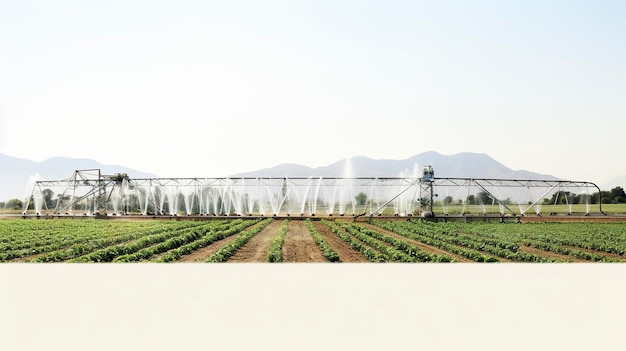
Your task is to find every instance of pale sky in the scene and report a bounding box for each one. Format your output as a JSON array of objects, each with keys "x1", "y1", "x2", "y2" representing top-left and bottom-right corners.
[{"x1": 1, "y1": 0, "x2": 625, "y2": 184}]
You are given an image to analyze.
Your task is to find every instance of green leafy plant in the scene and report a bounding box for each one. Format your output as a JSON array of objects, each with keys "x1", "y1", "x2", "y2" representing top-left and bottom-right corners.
[{"x1": 267, "y1": 219, "x2": 289, "y2": 262}]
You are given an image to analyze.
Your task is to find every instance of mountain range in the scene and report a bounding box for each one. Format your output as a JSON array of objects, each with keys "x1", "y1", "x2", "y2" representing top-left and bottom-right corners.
[
  {"x1": 1, "y1": 151, "x2": 622, "y2": 201},
  {"x1": 231, "y1": 151, "x2": 559, "y2": 179},
  {"x1": 0, "y1": 154, "x2": 157, "y2": 201}
]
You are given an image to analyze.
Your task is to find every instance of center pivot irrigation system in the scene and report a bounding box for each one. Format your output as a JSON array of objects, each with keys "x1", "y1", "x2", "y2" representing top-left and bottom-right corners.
[{"x1": 23, "y1": 166, "x2": 605, "y2": 219}]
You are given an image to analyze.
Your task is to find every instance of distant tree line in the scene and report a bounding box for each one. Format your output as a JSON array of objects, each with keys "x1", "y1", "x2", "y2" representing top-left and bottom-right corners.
[
  {"x1": 444, "y1": 187, "x2": 626, "y2": 206},
  {"x1": 541, "y1": 187, "x2": 626, "y2": 205},
  {"x1": 1, "y1": 188, "x2": 58, "y2": 211},
  {"x1": 590, "y1": 186, "x2": 626, "y2": 204}
]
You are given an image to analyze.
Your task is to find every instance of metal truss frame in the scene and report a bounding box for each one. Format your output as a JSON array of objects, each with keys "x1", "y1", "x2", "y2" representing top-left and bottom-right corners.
[{"x1": 24, "y1": 170, "x2": 603, "y2": 217}]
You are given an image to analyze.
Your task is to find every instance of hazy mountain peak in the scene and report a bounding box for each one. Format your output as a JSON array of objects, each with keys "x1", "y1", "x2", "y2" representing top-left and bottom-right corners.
[
  {"x1": 0, "y1": 153, "x2": 156, "y2": 200},
  {"x1": 231, "y1": 151, "x2": 560, "y2": 180}
]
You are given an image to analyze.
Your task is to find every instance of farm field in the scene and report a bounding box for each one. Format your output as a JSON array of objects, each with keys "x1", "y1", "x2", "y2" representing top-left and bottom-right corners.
[{"x1": 1, "y1": 218, "x2": 625, "y2": 263}]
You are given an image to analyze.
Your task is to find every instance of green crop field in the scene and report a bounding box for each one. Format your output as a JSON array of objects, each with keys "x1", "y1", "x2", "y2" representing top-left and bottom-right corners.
[{"x1": 1, "y1": 217, "x2": 625, "y2": 263}]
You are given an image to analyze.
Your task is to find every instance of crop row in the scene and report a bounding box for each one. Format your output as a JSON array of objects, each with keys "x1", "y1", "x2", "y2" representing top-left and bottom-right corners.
[
  {"x1": 0, "y1": 220, "x2": 170, "y2": 260},
  {"x1": 427, "y1": 221, "x2": 623, "y2": 262},
  {"x1": 0, "y1": 220, "x2": 107, "y2": 245},
  {"x1": 305, "y1": 219, "x2": 340, "y2": 262},
  {"x1": 520, "y1": 238, "x2": 620, "y2": 262},
  {"x1": 372, "y1": 220, "x2": 501, "y2": 262},
  {"x1": 159, "y1": 219, "x2": 260, "y2": 262},
  {"x1": 112, "y1": 220, "x2": 253, "y2": 262},
  {"x1": 207, "y1": 218, "x2": 273, "y2": 262},
  {"x1": 267, "y1": 220, "x2": 289, "y2": 262},
  {"x1": 413, "y1": 221, "x2": 559, "y2": 262},
  {"x1": 67, "y1": 221, "x2": 231, "y2": 263},
  {"x1": 17, "y1": 221, "x2": 211, "y2": 262},
  {"x1": 320, "y1": 220, "x2": 454, "y2": 263},
  {"x1": 321, "y1": 220, "x2": 387, "y2": 262},
  {"x1": 333, "y1": 221, "x2": 454, "y2": 262},
  {"x1": 520, "y1": 224, "x2": 626, "y2": 257},
  {"x1": 334, "y1": 221, "x2": 416, "y2": 262}
]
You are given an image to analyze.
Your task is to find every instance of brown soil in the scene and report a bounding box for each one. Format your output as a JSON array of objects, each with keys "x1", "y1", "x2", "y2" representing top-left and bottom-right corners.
[
  {"x1": 282, "y1": 221, "x2": 327, "y2": 263},
  {"x1": 227, "y1": 220, "x2": 283, "y2": 262},
  {"x1": 311, "y1": 221, "x2": 368, "y2": 262},
  {"x1": 359, "y1": 223, "x2": 474, "y2": 263}
]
